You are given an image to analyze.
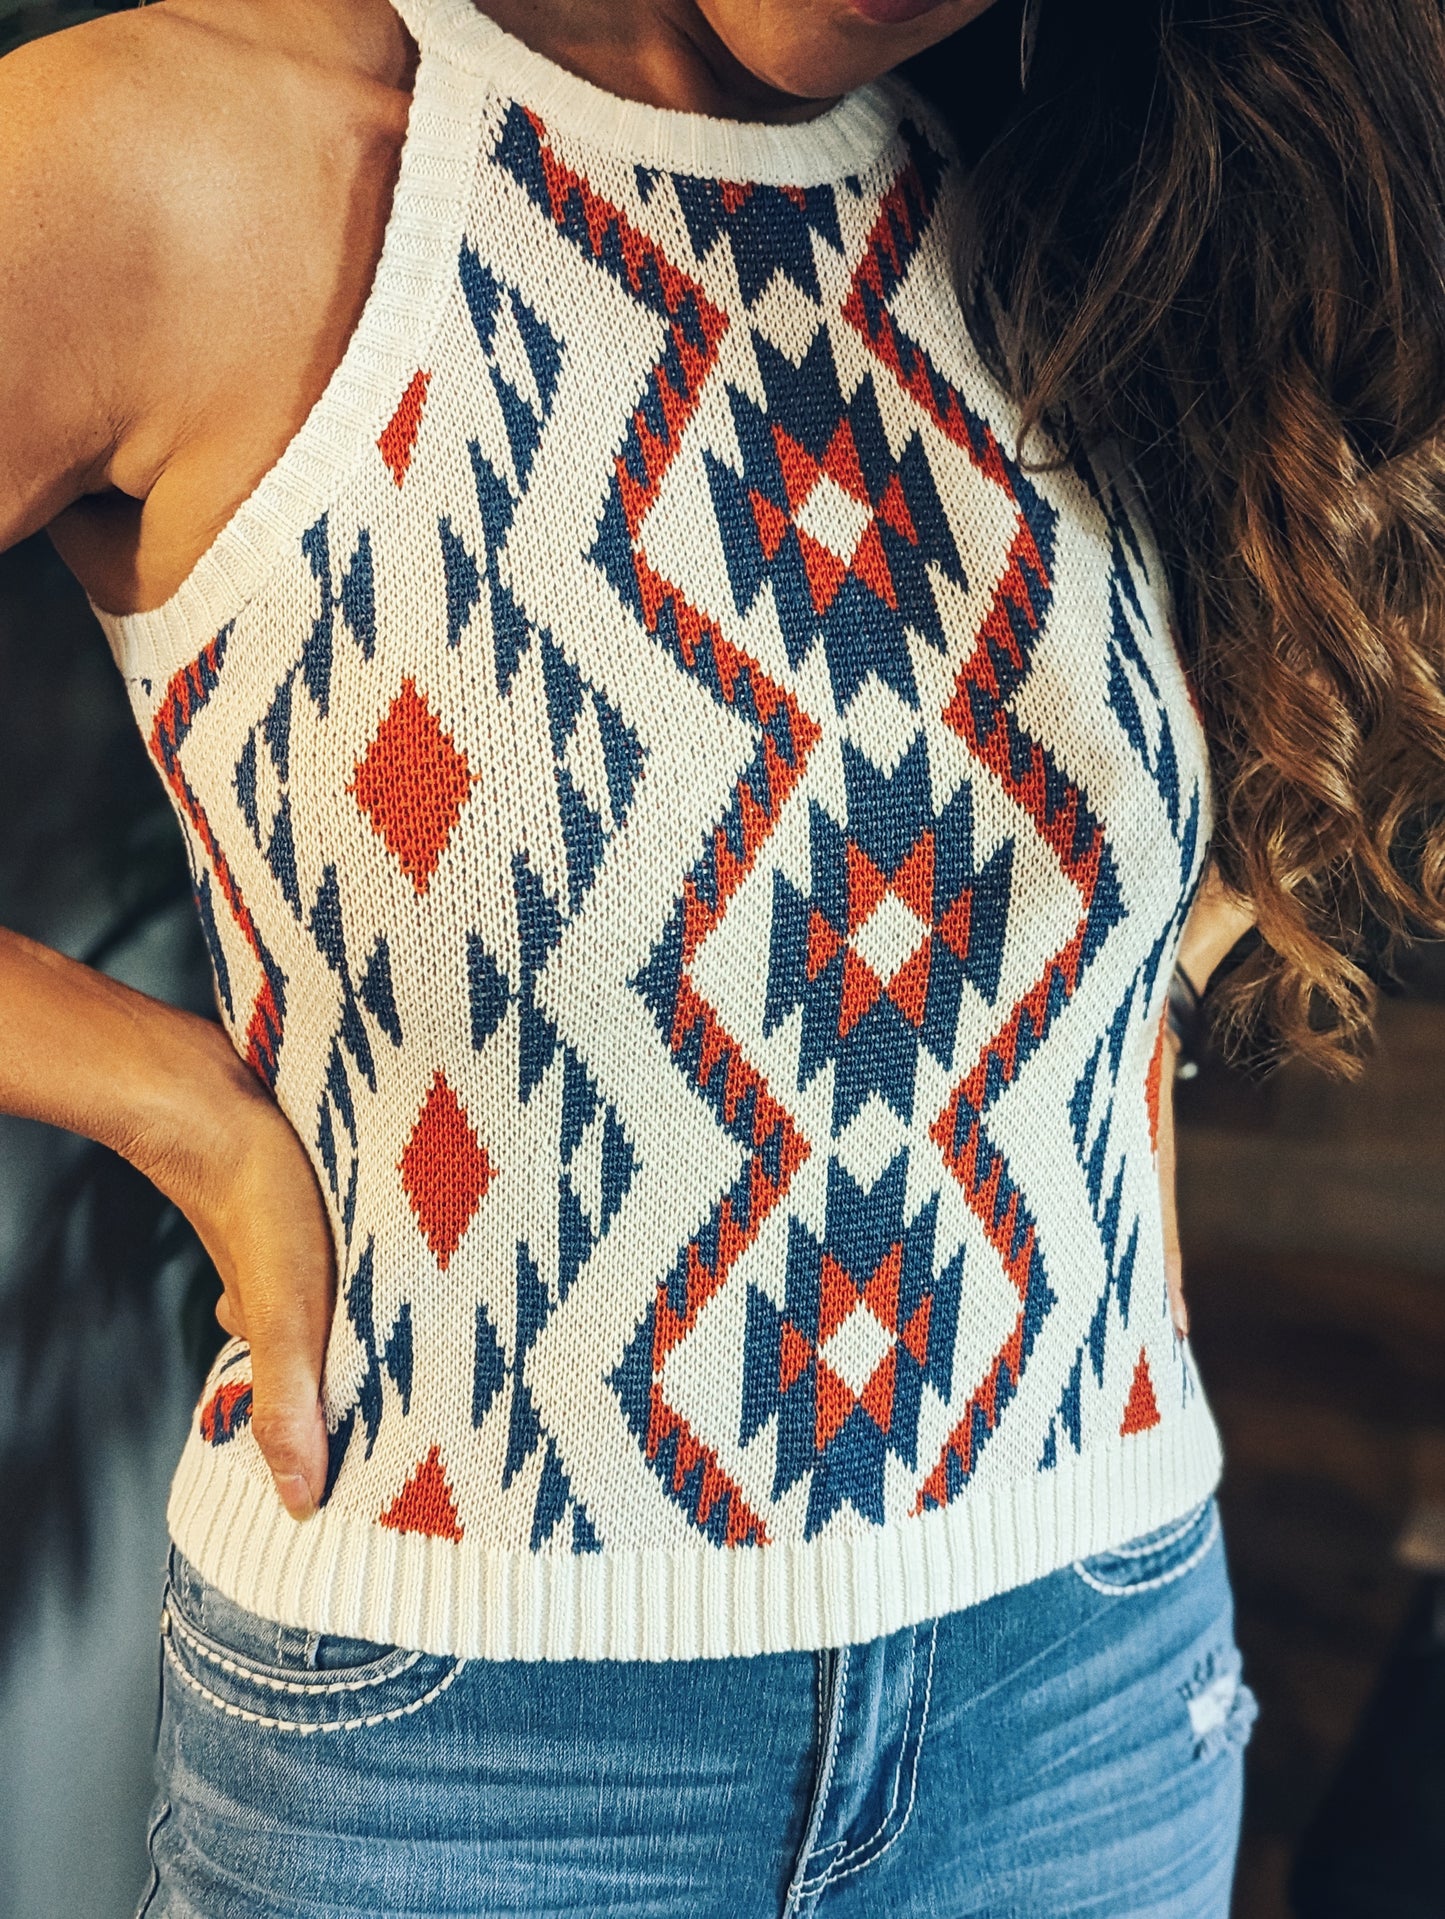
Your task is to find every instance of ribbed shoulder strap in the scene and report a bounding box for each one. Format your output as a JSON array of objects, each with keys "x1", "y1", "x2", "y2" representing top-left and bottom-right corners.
[
  {"x1": 92, "y1": 17, "x2": 488, "y2": 687},
  {"x1": 388, "y1": 0, "x2": 439, "y2": 45}
]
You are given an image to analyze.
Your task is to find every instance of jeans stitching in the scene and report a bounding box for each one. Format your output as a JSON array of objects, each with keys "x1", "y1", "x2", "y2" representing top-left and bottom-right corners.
[
  {"x1": 163, "y1": 1632, "x2": 464, "y2": 1734},
  {"x1": 1072, "y1": 1506, "x2": 1220, "y2": 1596},
  {"x1": 133, "y1": 1801, "x2": 170, "y2": 1918},
  {"x1": 824, "y1": 1619, "x2": 937, "y2": 1887},
  {"x1": 793, "y1": 1646, "x2": 850, "y2": 1898},
  {"x1": 816, "y1": 1624, "x2": 919, "y2": 1878},
  {"x1": 165, "y1": 1605, "x2": 421, "y2": 1694},
  {"x1": 784, "y1": 1646, "x2": 850, "y2": 1915}
]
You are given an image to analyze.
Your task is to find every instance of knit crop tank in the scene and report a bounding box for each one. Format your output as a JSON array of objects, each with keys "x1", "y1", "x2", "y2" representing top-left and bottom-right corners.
[{"x1": 95, "y1": 0, "x2": 1222, "y2": 1662}]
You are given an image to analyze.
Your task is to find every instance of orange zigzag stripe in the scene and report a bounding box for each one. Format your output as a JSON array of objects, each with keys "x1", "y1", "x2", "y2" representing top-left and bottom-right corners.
[
  {"x1": 845, "y1": 151, "x2": 1099, "y2": 1514},
  {"x1": 516, "y1": 111, "x2": 821, "y2": 1527},
  {"x1": 148, "y1": 637, "x2": 285, "y2": 1084}
]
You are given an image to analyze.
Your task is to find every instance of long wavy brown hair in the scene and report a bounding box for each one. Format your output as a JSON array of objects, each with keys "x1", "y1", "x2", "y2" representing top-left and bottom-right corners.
[{"x1": 918, "y1": 0, "x2": 1445, "y2": 1069}]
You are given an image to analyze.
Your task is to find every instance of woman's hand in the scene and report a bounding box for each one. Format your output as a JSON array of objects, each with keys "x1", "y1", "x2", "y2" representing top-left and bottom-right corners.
[
  {"x1": 1158, "y1": 867, "x2": 1256, "y2": 1338},
  {"x1": 133, "y1": 1032, "x2": 335, "y2": 1521},
  {"x1": 0, "y1": 927, "x2": 334, "y2": 1519}
]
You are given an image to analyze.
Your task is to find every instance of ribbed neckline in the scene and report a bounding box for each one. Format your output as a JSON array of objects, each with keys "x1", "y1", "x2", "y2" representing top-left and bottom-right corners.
[{"x1": 396, "y1": 0, "x2": 900, "y2": 186}]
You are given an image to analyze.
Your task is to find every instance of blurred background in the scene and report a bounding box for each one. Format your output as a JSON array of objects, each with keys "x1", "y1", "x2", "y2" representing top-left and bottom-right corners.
[
  {"x1": 2, "y1": 4, "x2": 1443, "y2": 1918},
  {"x1": 0, "y1": 525, "x2": 222, "y2": 1918}
]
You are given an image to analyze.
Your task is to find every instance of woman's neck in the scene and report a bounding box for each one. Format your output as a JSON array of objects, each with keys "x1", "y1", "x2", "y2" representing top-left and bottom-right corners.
[{"x1": 474, "y1": 0, "x2": 838, "y2": 123}]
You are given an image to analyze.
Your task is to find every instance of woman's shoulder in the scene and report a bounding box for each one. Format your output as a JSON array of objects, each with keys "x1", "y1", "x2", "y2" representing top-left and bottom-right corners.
[
  {"x1": 0, "y1": 0, "x2": 412, "y2": 579},
  {"x1": 0, "y1": 2, "x2": 401, "y2": 233},
  {"x1": 0, "y1": 8, "x2": 212, "y2": 550},
  {"x1": 0, "y1": 3, "x2": 262, "y2": 156}
]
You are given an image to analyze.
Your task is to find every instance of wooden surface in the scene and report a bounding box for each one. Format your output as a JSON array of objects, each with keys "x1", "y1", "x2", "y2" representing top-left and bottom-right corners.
[{"x1": 1177, "y1": 995, "x2": 1445, "y2": 1919}]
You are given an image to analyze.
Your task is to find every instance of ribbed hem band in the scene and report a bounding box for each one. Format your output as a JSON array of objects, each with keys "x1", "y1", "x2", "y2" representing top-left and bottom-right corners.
[{"x1": 168, "y1": 1400, "x2": 1224, "y2": 1662}]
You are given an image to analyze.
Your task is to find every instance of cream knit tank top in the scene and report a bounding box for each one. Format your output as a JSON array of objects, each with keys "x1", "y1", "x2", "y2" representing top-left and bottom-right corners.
[{"x1": 94, "y1": 0, "x2": 1221, "y2": 1661}]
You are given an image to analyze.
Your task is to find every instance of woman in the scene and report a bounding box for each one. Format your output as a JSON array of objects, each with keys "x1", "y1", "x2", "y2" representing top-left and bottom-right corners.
[{"x1": 1, "y1": 0, "x2": 1438, "y2": 1912}]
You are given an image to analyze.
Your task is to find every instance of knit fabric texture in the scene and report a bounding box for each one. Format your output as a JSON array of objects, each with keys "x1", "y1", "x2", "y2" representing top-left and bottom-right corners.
[{"x1": 95, "y1": 0, "x2": 1222, "y2": 1661}]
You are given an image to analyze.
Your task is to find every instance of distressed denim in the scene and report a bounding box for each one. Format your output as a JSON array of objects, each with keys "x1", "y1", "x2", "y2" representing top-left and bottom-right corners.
[{"x1": 137, "y1": 1497, "x2": 1253, "y2": 1918}]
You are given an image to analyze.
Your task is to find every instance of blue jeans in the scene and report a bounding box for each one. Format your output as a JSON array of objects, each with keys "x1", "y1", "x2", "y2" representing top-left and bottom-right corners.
[{"x1": 137, "y1": 1499, "x2": 1254, "y2": 1917}]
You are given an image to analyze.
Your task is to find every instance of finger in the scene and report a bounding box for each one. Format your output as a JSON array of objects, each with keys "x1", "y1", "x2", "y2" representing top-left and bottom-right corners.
[
  {"x1": 243, "y1": 1278, "x2": 332, "y2": 1521},
  {"x1": 215, "y1": 1289, "x2": 245, "y2": 1338}
]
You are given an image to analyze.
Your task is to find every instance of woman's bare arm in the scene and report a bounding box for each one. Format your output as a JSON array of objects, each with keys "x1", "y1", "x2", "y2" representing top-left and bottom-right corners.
[
  {"x1": 0, "y1": 23, "x2": 343, "y2": 1518},
  {"x1": 1158, "y1": 866, "x2": 1257, "y2": 1336},
  {"x1": 1176, "y1": 865, "x2": 1257, "y2": 1003},
  {"x1": 0, "y1": 32, "x2": 136, "y2": 549},
  {"x1": 0, "y1": 930, "x2": 333, "y2": 1515}
]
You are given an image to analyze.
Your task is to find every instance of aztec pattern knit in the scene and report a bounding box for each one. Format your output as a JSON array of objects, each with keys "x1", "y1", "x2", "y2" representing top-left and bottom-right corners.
[{"x1": 96, "y1": 0, "x2": 1222, "y2": 1661}]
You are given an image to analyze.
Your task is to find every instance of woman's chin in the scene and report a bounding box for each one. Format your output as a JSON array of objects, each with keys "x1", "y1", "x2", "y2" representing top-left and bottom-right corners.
[{"x1": 698, "y1": 0, "x2": 983, "y2": 109}]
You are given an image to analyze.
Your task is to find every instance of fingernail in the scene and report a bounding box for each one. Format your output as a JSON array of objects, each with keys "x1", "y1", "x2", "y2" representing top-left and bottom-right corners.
[
  {"x1": 274, "y1": 1473, "x2": 317, "y2": 1521},
  {"x1": 1173, "y1": 1306, "x2": 1190, "y2": 1340}
]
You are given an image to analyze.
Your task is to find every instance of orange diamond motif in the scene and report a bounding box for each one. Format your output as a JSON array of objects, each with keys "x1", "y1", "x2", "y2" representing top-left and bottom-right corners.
[
  {"x1": 350, "y1": 679, "x2": 473, "y2": 893},
  {"x1": 399, "y1": 1070, "x2": 493, "y2": 1268}
]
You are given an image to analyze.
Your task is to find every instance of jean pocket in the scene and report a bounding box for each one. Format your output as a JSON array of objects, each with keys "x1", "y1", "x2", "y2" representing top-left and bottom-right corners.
[
  {"x1": 1072, "y1": 1497, "x2": 1220, "y2": 1596},
  {"x1": 161, "y1": 1554, "x2": 462, "y2": 1734}
]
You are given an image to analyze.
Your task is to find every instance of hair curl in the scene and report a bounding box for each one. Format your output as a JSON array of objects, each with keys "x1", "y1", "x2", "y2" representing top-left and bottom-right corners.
[{"x1": 920, "y1": 0, "x2": 1445, "y2": 1070}]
